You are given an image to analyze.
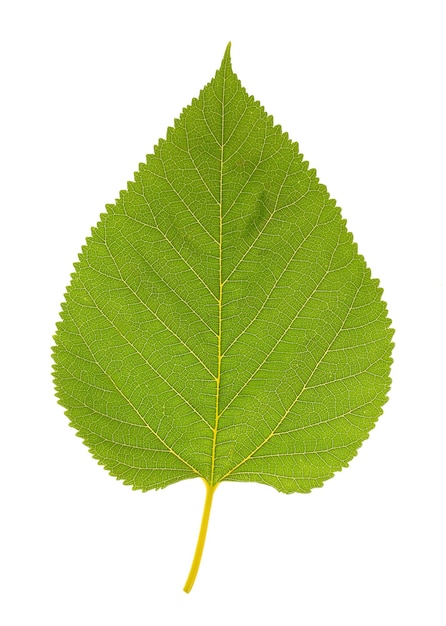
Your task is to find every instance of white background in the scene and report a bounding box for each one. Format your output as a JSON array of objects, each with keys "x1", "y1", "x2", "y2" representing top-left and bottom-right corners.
[{"x1": 1, "y1": 1, "x2": 445, "y2": 624}]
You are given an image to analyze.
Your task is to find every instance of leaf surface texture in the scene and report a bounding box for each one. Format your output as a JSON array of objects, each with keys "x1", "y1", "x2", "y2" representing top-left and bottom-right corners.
[{"x1": 53, "y1": 45, "x2": 393, "y2": 497}]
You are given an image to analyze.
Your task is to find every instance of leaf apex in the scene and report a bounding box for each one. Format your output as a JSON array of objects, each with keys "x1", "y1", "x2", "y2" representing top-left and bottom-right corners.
[{"x1": 221, "y1": 42, "x2": 232, "y2": 70}]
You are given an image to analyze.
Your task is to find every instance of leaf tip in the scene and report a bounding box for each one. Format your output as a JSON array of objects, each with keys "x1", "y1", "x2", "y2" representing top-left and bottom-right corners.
[{"x1": 221, "y1": 41, "x2": 232, "y2": 69}]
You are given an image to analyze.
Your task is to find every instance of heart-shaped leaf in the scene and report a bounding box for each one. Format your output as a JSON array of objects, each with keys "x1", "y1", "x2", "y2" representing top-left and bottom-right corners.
[{"x1": 52, "y1": 43, "x2": 394, "y2": 591}]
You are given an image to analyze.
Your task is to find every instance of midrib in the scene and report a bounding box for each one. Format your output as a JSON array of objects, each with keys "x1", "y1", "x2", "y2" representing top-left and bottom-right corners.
[{"x1": 210, "y1": 62, "x2": 226, "y2": 487}]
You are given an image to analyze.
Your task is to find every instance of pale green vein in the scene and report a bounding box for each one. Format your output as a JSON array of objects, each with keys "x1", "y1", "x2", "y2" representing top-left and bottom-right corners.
[
  {"x1": 223, "y1": 157, "x2": 294, "y2": 283},
  {"x1": 151, "y1": 166, "x2": 219, "y2": 245},
  {"x1": 210, "y1": 49, "x2": 228, "y2": 487},
  {"x1": 122, "y1": 204, "x2": 220, "y2": 302},
  {"x1": 219, "y1": 272, "x2": 364, "y2": 481},
  {"x1": 182, "y1": 127, "x2": 220, "y2": 204},
  {"x1": 222, "y1": 207, "x2": 326, "y2": 357},
  {"x1": 103, "y1": 226, "x2": 218, "y2": 375},
  {"x1": 78, "y1": 274, "x2": 214, "y2": 430},
  {"x1": 64, "y1": 309, "x2": 203, "y2": 476},
  {"x1": 219, "y1": 218, "x2": 333, "y2": 416}
]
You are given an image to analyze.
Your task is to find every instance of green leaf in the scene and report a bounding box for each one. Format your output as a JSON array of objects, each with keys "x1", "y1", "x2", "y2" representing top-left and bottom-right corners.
[{"x1": 52, "y1": 43, "x2": 394, "y2": 591}]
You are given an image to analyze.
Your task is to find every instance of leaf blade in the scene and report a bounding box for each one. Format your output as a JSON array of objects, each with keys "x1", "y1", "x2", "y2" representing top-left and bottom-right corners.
[{"x1": 53, "y1": 44, "x2": 393, "y2": 498}]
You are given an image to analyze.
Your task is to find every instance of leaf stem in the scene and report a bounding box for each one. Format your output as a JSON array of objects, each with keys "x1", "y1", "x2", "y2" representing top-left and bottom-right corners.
[{"x1": 183, "y1": 481, "x2": 217, "y2": 593}]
